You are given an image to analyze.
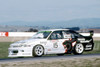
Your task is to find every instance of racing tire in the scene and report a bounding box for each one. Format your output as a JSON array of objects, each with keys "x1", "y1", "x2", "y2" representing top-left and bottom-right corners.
[
  {"x1": 73, "y1": 43, "x2": 84, "y2": 55},
  {"x1": 33, "y1": 45, "x2": 44, "y2": 57}
]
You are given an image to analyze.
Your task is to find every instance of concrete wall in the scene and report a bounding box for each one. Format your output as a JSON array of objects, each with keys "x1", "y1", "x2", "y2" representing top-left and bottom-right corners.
[{"x1": 0, "y1": 32, "x2": 36, "y2": 42}]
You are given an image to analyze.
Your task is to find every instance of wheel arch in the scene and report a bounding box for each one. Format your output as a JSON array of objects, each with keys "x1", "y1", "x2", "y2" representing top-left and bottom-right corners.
[
  {"x1": 73, "y1": 43, "x2": 84, "y2": 55},
  {"x1": 32, "y1": 44, "x2": 45, "y2": 56}
]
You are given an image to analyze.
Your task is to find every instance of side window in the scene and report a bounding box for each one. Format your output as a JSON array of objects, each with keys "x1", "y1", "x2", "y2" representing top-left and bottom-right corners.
[
  {"x1": 69, "y1": 30, "x2": 83, "y2": 38},
  {"x1": 49, "y1": 31, "x2": 63, "y2": 40},
  {"x1": 62, "y1": 31, "x2": 75, "y2": 39},
  {"x1": 74, "y1": 33, "x2": 83, "y2": 38},
  {"x1": 62, "y1": 31, "x2": 69, "y2": 39}
]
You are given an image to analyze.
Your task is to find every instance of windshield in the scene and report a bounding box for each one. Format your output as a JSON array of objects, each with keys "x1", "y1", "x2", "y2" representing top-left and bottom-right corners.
[{"x1": 32, "y1": 31, "x2": 51, "y2": 39}]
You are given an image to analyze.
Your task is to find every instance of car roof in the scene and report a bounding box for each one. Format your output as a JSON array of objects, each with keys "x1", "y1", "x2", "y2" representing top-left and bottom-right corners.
[{"x1": 40, "y1": 29, "x2": 69, "y2": 32}]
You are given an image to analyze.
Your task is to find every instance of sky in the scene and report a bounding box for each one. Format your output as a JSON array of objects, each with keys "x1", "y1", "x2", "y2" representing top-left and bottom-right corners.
[{"x1": 0, "y1": 0, "x2": 100, "y2": 23}]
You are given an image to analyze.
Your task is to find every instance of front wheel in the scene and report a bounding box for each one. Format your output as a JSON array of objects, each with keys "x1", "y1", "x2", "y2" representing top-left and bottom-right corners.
[
  {"x1": 33, "y1": 45, "x2": 44, "y2": 57},
  {"x1": 73, "y1": 43, "x2": 84, "y2": 55}
]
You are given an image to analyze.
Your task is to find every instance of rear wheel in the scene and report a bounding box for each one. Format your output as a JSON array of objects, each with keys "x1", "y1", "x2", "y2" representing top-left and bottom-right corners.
[
  {"x1": 73, "y1": 43, "x2": 84, "y2": 55},
  {"x1": 33, "y1": 45, "x2": 44, "y2": 57}
]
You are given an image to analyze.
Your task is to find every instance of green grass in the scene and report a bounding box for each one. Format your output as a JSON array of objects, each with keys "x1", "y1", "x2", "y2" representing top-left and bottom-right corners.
[
  {"x1": 0, "y1": 42, "x2": 12, "y2": 59},
  {"x1": 0, "y1": 41, "x2": 100, "y2": 59},
  {"x1": 84, "y1": 41, "x2": 100, "y2": 54}
]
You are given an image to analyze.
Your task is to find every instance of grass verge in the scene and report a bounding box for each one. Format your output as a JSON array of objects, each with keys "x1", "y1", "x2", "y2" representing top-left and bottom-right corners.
[{"x1": 0, "y1": 42, "x2": 12, "y2": 59}]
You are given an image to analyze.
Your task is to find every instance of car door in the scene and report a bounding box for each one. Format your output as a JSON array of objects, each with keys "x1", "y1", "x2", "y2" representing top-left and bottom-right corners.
[{"x1": 46, "y1": 31, "x2": 65, "y2": 54}]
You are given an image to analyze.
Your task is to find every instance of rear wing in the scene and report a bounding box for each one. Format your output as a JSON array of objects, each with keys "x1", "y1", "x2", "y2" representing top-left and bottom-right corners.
[{"x1": 89, "y1": 30, "x2": 94, "y2": 37}]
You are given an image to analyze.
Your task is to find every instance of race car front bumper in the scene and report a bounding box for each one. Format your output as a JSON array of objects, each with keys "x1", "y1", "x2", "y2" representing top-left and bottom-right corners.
[{"x1": 8, "y1": 47, "x2": 33, "y2": 57}]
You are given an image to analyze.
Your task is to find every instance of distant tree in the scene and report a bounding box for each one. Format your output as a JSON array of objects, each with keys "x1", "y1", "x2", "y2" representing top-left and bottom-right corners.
[
  {"x1": 28, "y1": 28, "x2": 38, "y2": 32},
  {"x1": 65, "y1": 27, "x2": 80, "y2": 31}
]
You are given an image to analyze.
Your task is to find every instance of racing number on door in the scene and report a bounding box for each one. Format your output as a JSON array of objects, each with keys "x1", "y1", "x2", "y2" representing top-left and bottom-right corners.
[{"x1": 53, "y1": 42, "x2": 58, "y2": 48}]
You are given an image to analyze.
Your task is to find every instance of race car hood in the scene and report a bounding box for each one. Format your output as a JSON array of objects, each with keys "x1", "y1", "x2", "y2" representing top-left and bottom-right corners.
[
  {"x1": 10, "y1": 38, "x2": 47, "y2": 46},
  {"x1": 17, "y1": 38, "x2": 46, "y2": 43}
]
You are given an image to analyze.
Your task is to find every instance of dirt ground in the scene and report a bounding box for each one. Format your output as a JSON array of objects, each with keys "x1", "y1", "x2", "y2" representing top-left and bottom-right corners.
[
  {"x1": 0, "y1": 37, "x2": 30, "y2": 42},
  {"x1": 0, "y1": 56, "x2": 100, "y2": 67}
]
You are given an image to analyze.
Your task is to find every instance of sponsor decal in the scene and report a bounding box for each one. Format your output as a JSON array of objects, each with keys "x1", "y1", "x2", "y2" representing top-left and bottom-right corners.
[
  {"x1": 51, "y1": 40, "x2": 57, "y2": 42},
  {"x1": 72, "y1": 41, "x2": 76, "y2": 47},
  {"x1": 85, "y1": 48, "x2": 92, "y2": 50},
  {"x1": 50, "y1": 40, "x2": 58, "y2": 48},
  {"x1": 80, "y1": 40, "x2": 90, "y2": 43},
  {"x1": 0, "y1": 32, "x2": 9, "y2": 37},
  {"x1": 48, "y1": 49, "x2": 51, "y2": 51},
  {"x1": 80, "y1": 39, "x2": 92, "y2": 43},
  {"x1": 86, "y1": 45, "x2": 92, "y2": 48},
  {"x1": 62, "y1": 40, "x2": 68, "y2": 53},
  {"x1": 40, "y1": 42, "x2": 47, "y2": 45},
  {"x1": 78, "y1": 38, "x2": 85, "y2": 41}
]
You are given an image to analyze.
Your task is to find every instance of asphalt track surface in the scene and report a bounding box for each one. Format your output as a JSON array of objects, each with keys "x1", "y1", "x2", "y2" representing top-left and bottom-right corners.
[{"x1": 0, "y1": 54, "x2": 100, "y2": 63}]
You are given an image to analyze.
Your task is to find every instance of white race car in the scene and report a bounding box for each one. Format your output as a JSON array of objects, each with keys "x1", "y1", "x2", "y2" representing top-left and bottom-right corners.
[{"x1": 8, "y1": 29, "x2": 94, "y2": 57}]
